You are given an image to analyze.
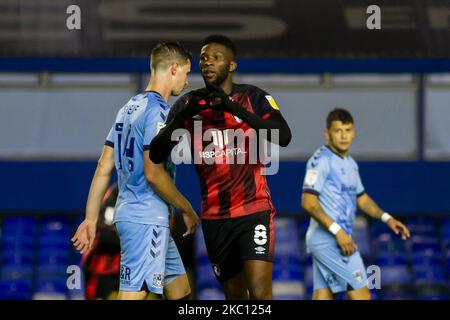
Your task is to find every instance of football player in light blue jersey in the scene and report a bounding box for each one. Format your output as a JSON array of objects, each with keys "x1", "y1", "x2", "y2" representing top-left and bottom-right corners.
[
  {"x1": 301, "y1": 108, "x2": 410, "y2": 300},
  {"x1": 72, "y1": 42, "x2": 199, "y2": 300}
]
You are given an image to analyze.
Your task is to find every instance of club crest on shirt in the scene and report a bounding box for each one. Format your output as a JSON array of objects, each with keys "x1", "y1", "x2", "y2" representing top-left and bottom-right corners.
[
  {"x1": 152, "y1": 272, "x2": 164, "y2": 288},
  {"x1": 353, "y1": 270, "x2": 363, "y2": 283},
  {"x1": 325, "y1": 273, "x2": 337, "y2": 286}
]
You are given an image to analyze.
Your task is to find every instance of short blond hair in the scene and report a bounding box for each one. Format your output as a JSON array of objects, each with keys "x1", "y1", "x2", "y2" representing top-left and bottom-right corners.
[{"x1": 150, "y1": 41, "x2": 192, "y2": 71}]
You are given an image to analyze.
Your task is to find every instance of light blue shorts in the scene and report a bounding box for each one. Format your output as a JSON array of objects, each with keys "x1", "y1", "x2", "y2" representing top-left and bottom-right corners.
[
  {"x1": 309, "y1": 244, "x2": 368, "y2": 294},
  {"x1": 115, "y1": 222, "x2": 186, "y2": 295}
]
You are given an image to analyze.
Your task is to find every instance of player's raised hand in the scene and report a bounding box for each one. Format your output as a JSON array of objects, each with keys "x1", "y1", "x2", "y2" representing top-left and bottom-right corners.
[
  {"x1": 335, "y1": 229, "x2": 357, "y2": 256},
  {"x1": 387, "y1": 218, "x2": 410, "y2": 240},
  {"x1": 71, "y1": 219, "x2": 97, "y2": 254},
  {"x1": 178, "y1": 89, "x2": 212, "y2": 120},
  {"x1": 182, "y1": 206, "x2": 199, "y2": 237},
  {"x1": 206, "y1": 83, "x2": 240, "y2": 113}
]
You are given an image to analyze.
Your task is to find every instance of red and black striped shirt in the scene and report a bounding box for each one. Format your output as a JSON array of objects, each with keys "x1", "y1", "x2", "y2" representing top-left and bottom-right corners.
[{"x1": 170, "y1": 83, "x2": 281, "y2": 220}]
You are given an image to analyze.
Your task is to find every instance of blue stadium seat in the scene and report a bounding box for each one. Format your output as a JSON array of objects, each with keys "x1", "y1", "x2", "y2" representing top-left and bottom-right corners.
[
  {"x1": 273, "y1": 268, "x2": 303, "y2": 282},
  {"x1": 274, "y1": 254, "x2": 302, "y2": 268},
  {"x1": 36, "y1": 265, "x2": 68, "y2": 281},
  {"x1": 374, "y1": 234, "x2": 406, "y2": 254},
  {"x1": 0, "y1": 265, "x2": 34, "y2": 283},
  {"x1": 2, "y1": 216, "x2": 36, "y2": 230},
  {"x1": 196, "y1": 264, "x2": 219, "y2": 290},
  {"x1": 38, "y1": 236, "x2": 70, "y2": 251},
  {"x1": 277, "y1": 231, "x2": 300, "y2": 244},
  {"x1": 0, "y1": 280, "x2": 32, "y2": 300},
  {"x1": 440, "y1": 218, "x2": 450, "y2": 235},
  {"x1": 1, "y1": 226, "x2": 35, "y2": 239},
  {"x1": 304, "y1": 254, "x2": 313, "y2": 265},
  {"x1": 1, "y1": 233, "x2": 35, "y2": 246},
  {"x1": 378, "y1": 289, "x2": 415, "y2": 300},
  {"x1": 33, "y1": 279, "x2": 67, "y2": 300},
  {"x1": 38, "y1": 248, "x2": 70, "y2": 266},
  {"x1": 376, "y1": 253, "x2": 408, "y2": 267},
  {"x1": 39, "y1": 217, "x2": 70, "y2": 239},
  {"x1": 276, "y1": 240, "x2": 301, "y2": 256},
  {"x1": 297, "y1": 219, "x2": 310, "y2": 238},
  {"x1": 304, "y1": 264, "x2": 314, "y2": 296},
  {"x1": 380, "y1": 265, "x2": 411, "y2": 286},
  {"x1": 273, "y1": 272, "x2": 306, "y2": 300},
  {"x1": 194, "y1": 228, "x2": 208, "y2": 258},
  {"x1": 1, "y1": 240, "x2": 34, "y2": 252},
  {"x1": 406, "y1": 218, "x2": 437, "y2": 235},
  {"x1": 352, "y1": 231, "x2": 371, "y2": 258},
  {"x1": 2, "y1": 249, "x2": 34, "y2": 266},
  {"x1": 441, "y1": 229, "x2": 450, "y2": 241},
  {"x1": 275, "y1": 218, "x2": 300, "y2": 240},
  {"x1": 68, "y1": 287, "x2": 85, "y2": 300},
  {"x1": 411, "y1": 253, "x2": 442, "y2": 268},
  {"x1": 410, "y1": 241, "x2": 441, "y2": 256},
  {"x1": 416, "y1": 284, "x2": 450, "y2": 300},
  {"x1": 196, "y1": 255, "x2": 211, "y2": 267},
  {"x1": 197, "y1": 288, "x2": 224, "y2": 300},
  {"x1": 414, "y1": 266, "x2": 446, "y2": 286},
  {"x1": 370, "y1": 221, "x2": 390, "y2": 237},
  {"x1": 40, "y1": 216, "x2": 70, "y2": 227}
]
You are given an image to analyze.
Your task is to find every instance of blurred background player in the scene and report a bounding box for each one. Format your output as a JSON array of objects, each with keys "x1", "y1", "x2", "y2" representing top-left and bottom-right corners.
[
  {"x1": 149, "y1": 35, "x2": 292, "y2": 299},
  {"x1": 71, "y1": 41, "x2": 199, "y2": 300},
  {"x1": 301, "y1": 108, "x2": 411, "y2": 300},
  {"x1": 82, "y1": 183, "x2": 120, "y2": 300}
]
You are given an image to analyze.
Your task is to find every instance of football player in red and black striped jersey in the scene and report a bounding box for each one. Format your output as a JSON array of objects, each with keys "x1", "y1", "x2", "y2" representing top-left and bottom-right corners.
[{"x1": 150, "y1": 35, "x2": 292, "y2": 300}]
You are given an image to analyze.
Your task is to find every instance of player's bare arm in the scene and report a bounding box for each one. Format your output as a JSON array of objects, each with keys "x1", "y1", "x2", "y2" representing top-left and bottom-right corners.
[
  {"x1": 72, "y1": 145, "x2": 115, "y2": 254},
  {"x1": 302, "y1": 192, "x2": 356, "y2": 256},
  {"x1": 144, "y1": 150, "x2": 199, "y2": 236},
  {"x1": 357, "y1": 193, "x2": 410, "y2": 240}
]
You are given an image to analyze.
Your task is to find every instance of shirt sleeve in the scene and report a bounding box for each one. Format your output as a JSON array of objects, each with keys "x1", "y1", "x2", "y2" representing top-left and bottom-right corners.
[
  {"x1": 249, "y1": 87, "x2": 282, "y2": 118},
  {"x1": 355, "y1": 163, "x2": 365, "y2": 197},
  {"x1": 302, "y1": 156, "x2": 330, "y2": 196},
  {"x1": 105, "y1": 124, "x2": 115, "y2": 147},
  {"x1": 166, "y1": 94, "x2": 190, "y2": 124}
]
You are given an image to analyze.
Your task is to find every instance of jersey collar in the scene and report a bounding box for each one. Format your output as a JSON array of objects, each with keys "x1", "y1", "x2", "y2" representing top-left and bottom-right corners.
[{"x1": 325, "y1": 145, "x2": 347, "y2": 159}]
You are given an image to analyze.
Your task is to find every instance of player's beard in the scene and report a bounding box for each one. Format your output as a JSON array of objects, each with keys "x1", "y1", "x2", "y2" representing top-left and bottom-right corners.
[{"x1": 202, "y1": 66, "x2": 229, "y2": 87}]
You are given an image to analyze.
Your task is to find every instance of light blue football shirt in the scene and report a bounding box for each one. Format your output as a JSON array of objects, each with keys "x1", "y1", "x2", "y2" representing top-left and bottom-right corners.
[
  {"x1": 105, "y1": 91, "x2": 174, "y2": 226},
  {"x1": 302, "y1": 146, "x2": 365, "y2": 246}
]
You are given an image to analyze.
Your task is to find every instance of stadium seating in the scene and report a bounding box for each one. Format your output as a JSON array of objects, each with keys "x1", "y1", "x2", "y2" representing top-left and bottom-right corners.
[{"x1": 1, "y1": 214, "x2": 450, "y2": 300}]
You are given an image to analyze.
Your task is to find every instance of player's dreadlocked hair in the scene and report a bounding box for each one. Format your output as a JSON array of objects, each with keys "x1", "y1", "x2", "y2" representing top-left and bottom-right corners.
[
  {"x1": 326, "y1": 108, "x2": 354, "y2": 129},
  {"x1": 202, "y1": 34, "x2": 237, "y2": 59},
  {"x1": 150, "y1": 41, "x2": 192, "y2": 71}
]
